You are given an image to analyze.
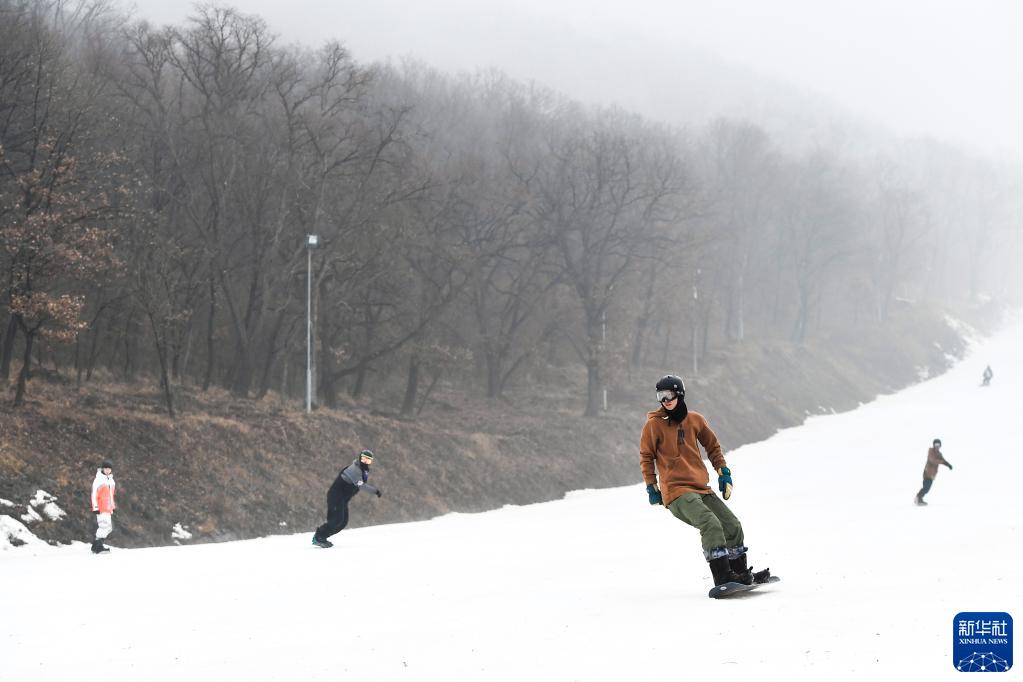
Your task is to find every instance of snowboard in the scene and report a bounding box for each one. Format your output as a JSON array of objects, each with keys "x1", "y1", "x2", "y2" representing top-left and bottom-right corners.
[{"x1": 708, "y1": 575, "x2": 780, "y2": 599}]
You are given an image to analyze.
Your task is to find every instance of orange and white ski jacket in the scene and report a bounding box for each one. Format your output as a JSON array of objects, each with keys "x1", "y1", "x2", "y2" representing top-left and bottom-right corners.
[{"x1": 91, "y1": 469, "x2": 116, "y2": 513}]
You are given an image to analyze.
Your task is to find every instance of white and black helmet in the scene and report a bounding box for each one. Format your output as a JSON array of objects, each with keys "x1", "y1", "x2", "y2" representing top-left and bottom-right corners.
[{"x1": 655, "y1": 375, "x2": 685, "y2": 403}]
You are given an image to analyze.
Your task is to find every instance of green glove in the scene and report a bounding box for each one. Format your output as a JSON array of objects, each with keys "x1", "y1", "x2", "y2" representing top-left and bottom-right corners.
[
  {"x1": 646, "y1": 484, "x2": 662, "y2": 505},
  {"x1": 716, "y1": 467, "x2": 733, "y2": 500}
]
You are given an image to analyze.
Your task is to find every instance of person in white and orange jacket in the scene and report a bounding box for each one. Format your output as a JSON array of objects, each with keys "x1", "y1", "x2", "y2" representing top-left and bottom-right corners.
[{"x1": 90, "y1": 460, "x2": 116, "y2": 553}]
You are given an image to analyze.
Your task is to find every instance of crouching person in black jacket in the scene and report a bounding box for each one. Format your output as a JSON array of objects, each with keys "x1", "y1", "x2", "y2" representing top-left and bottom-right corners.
[{"x1": 312, "y1": 449, "x2": 382, "y2": 548}]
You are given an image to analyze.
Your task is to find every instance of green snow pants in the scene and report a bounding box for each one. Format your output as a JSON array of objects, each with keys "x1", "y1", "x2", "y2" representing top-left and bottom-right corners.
[{"x1": 667, "y1": 491, "x2": 745, "y2": 560}]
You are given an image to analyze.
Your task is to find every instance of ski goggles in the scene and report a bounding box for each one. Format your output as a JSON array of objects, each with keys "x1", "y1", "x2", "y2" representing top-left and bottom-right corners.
[{"x1": 656, "y1": 390, "x2": 679, "y2": 404}]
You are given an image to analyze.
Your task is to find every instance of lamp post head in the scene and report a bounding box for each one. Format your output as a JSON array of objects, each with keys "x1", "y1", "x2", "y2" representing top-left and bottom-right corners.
[{"x1": 307, "y1": 234, "x2": 319, "y2": 248}]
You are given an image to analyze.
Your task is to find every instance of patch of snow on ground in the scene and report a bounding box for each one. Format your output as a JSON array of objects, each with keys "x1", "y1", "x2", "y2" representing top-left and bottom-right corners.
[
  {"x1": 20, "y1": 506, "x2": 42, "y2": 524},
  {"x1": 30, "y1": 490, "x2": 66, "y2": 521},
  {"x1": 943, "y1": 314, "x2": 981, "y2": 344},
  {"x1": 0, "y1": 515, "x2": 45, "y2": 550}
]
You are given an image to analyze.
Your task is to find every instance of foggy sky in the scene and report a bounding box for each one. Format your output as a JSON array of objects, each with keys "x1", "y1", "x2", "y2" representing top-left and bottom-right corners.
[{"x1": 126, "y1": 0, "x2": 1023, "y2": 161}]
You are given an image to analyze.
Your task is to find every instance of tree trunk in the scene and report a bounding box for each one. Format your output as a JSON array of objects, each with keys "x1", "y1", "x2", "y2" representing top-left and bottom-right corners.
[
  {"x1": 793, "y1": 286, "x2": 809, "y2": 345},
  {"x1": 351, "y1": 363, "x2": 369, "y2": 399},
  {"x1": 319, "y1": 344, "x2": 337, "y2": 409},
  {"x1": 85, "y1": 321, "x2": 103, "y2": 382},
  {"x1": 725, "y1": 255, "x2": 748, "y2": 342},
  {"x1": 631, "y1": 269, "x2": 657, "y2": 367},
  {"x1": 13, "y1": 324, "x2": 34, "y2": 407},
  {"x1": 349, "y1": 303, "x2": 378, "y2": 398},
  {"x1": 416, "y1": 370, "x2": 442, "y2": 417},
  {"x1": 584, "y1": 357, "x2": 601, "y2": 417},
  {"x1": 401, "y1": 352, "x2": 421, "y2": 418},
  {"x1": 180, "y1": 318, "x2": 195, "y2": 382},
  {"x1": 631, "y1": 314, "x2": 649, "y2": 368},
  {"x1": 0, "y1": 315, "x2": 18, "y2": 381},
  {"x1": 123, "y1": 312, "x2": 138, "y2": 381},
  {"x1": 280, "y1": 353, "x2": 290, "y2": 405},
  {"x1": 75, "y1": 334, "x2": 83, "y2": 388},
  {"x1": 256, "y1": 309, "x2": 287, "y2": 400},
  {"x1": 202, "y1": 279, "x2": 216, "y2": 392},
  {"x1": 150, "y1": 319, "x2": 177, "y2": 418},
  {"x1": 231, "y1": 351, "x2": 255, "y2": 397},
  {"x1": 485, "y1": 346, "x2": 501, "y2": 399},
  {"x1": 172, "y1": 315, "x2": 195, "y2": 382}
]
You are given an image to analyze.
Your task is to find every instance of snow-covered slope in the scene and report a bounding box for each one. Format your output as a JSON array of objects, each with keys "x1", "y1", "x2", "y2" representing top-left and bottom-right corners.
[{"x1": 3, "y1": 320, "x2": 1021, "y2": 681}]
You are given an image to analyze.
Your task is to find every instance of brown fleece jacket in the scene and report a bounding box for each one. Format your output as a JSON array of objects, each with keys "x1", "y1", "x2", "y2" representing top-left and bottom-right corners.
[
  {"x1": 639, "y1": 408, "x2": 726, "y2": 506},
  {"x1": 923, "y1": 447, "x2": 950, "y2": 479}
]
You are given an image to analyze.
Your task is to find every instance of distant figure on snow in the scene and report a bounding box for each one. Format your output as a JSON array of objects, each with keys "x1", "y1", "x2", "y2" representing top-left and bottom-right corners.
[
  {"x1": 312, "y1": 449, "x2": 382, "y2": 548},
  {"x1": 915, "y1": 438, "x2": 952, "y2": 506},
  {"x1": 639, "y1": 374, "x2": 773, "y2": 590},
  {"x1": 982, "y1": 365, "x2": 993, "y2": 386},
  {"x1": 90, "y1": 460, "x2": 116, "y2": 553}
]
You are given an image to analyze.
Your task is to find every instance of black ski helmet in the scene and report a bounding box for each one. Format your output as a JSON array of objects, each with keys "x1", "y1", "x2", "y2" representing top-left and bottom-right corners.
[
  {"x1": 101, "y1": 460, "x2": 114, "y2": 470},
  {"x1": 655, "y1": 374, "x2": 686, "y2": 399},
  {"x1": 932, "y1": 438, "x2": 941, "y2": 447}
]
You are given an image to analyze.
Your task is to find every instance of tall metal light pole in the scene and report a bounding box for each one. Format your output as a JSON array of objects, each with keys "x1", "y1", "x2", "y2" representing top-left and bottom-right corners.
[{"x1": 306, "y1": 234, "x2": 319, "y2": 413}]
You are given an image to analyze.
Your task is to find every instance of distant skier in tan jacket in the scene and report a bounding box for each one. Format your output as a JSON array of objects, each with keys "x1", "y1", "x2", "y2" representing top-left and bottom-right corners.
[{"x1": 915, "y1": 438, "x2": 952, "y2": 506}]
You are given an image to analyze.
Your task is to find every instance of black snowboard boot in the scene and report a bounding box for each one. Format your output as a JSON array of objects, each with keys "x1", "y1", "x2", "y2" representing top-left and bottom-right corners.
[
  {"x1": 91, "y1": 540, "x2": 109, "y2": 554},
  {"x1": 709, "y1": 556, "x2": 750, "y2": 586},
  {"x1": 311, "y1": 534, "x2": 333, "y2": 548},
  {"x1": 728, "y1": 555, "x2": 754, "y2": 585}
]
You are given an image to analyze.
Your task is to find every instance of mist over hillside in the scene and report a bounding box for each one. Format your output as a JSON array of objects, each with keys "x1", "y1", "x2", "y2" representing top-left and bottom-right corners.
[{"x1": 128, "y1": 0, "x2": 1023, "y2": 162}]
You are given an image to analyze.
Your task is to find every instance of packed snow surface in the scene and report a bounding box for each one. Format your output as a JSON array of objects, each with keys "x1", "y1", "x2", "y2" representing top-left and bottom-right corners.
[{"x1": 2, "y1": 320, "x2": 1021, "y2": 681}]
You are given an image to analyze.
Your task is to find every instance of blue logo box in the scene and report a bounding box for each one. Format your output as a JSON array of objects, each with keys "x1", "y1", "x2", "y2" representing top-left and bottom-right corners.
[{"x1": 953, "y1": 612, "x2": 1012, "y2": 672}]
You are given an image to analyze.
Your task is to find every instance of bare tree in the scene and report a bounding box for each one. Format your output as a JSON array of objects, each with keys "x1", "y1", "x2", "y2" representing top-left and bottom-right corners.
[
  {"x1": 0, "y1": 0, "x2": 123, "y2": 404},
  {"x1": 700, "y1": 118, "x2": 778, "y2": 342},
  {"x1": 778, "y1": 151, "x2": 862, "y2": 344},
  {"x1": 535, "y1": 109, "x2": 689, "y2": 416},
  {"x1": 870, "y1": 161, "x2": 930, "y2": 322}
]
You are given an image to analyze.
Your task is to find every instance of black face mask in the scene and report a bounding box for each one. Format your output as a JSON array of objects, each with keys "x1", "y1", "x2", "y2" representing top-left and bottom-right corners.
[
  {"x1": 359, "y1": 461, "x2": 370, "y2": 472},
  {"x1": 664, "y1": 398, "x2": 688, "y2": 423}
]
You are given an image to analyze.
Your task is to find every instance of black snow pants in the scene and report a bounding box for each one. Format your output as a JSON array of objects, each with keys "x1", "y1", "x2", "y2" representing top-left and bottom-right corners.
[{"x1": 314, "y1": 482, "x2": 357, "y2": 540}]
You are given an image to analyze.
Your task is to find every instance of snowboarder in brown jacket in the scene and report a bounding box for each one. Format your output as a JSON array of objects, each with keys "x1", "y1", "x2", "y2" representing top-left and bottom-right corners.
[
  {"x1": 915, "y1": 438, "x2": 952, "y2": 506},
  {"x1": 639, "y1": 375, "x2": 771, "y2": 589}
]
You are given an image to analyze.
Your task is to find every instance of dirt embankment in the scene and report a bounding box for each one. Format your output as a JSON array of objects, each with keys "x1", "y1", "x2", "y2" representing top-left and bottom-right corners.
[{"x1": 0, "y1": 303, "x2": 990, "y2": 548}]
